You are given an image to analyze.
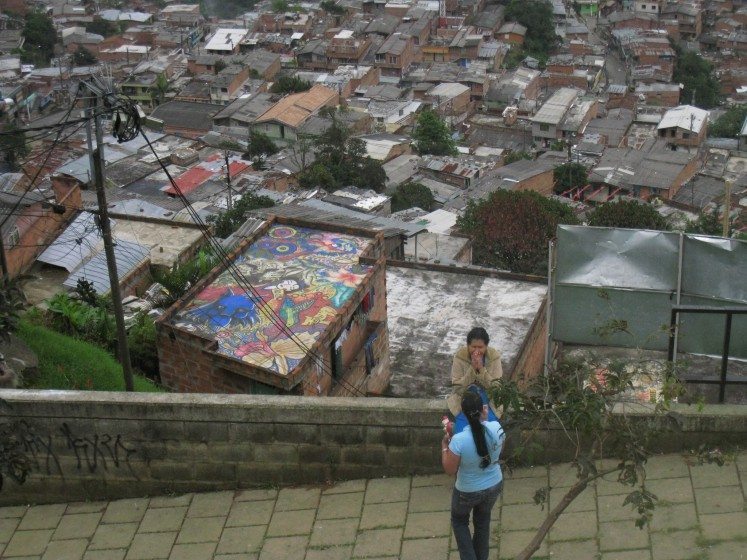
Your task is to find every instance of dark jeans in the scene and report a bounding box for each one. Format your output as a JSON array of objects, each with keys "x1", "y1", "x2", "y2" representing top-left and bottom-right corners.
[{"x1": 451, "y1": 481, "x2": 503, "y2": 560}]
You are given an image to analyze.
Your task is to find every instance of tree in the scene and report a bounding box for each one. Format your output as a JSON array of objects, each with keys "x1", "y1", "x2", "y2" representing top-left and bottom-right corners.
[
  {"x1": 72, "y1": 45, "x2": 97, "y2": 66},
  {"x1": 709, "y1": 104, "x2": 747, "y2": 138},
  {"x1": 502, "y1": 47, "x2": 525, "y2": 69},
  {"x1": 685, "y1": 208, "x2": 731, "y2": 237},
  {"x1": 320, "y1": 0, "x2": 346, "y2": 14},
  {"x1": 673, "y1": 51, "x2": 721, "y2": 109},
  {"x1": 297, "y1": 116, "x2": 388, "y2": 193},
  {"x1": 270, "y1": 75, "x2": 312, "y2": 95},
  {"x1": 245, "y1": 130, "x2": 279, "y2": 160},
  {"x1": 153, "y1": 251, "x2": 219, "y2": 306},
  {"x1": 214, "y1": 59, "x2": 227, "y2": 74},
  {"x1": 391, "y1": 182, "x2": 435, "y2": 212},
  {"x1": 553, "y1": 162, "x2": 589, "y2": 194},
  {"x1": 587, "y1": 200, "x2": 670, "y2": 231},
  {"x1": 488, "y1": 338, "x2": 718, "y2": 560},
  {"x1": 504, "y1": 151, "x2": 533, "y2": 164},
  {"x1": 0, "y1": 123, "x2": 29, "y2": 171},
  {"x1": 85, "y1": 17, "x2": 120, "y2": 38},
  {"x1": 21, "y1": 11, "x2": 57, "y2": 66},
  {"x1": 0, "y1": 280, "x2": 24, "y2": 343},
  {"x1": 505, "y1": 0, "x2": 559, "y2": 59},
  {"x1": 150, "y1": 74, "x2": 172, "y2": 106},
  {"x1": 272, "y1": 0, "x2": 289, "y2": 12},
  {"x1": 412, "y1": 110, "x2": 457, "y2": 156},
  {"x1": 207, "y1": 193, "x2": 275, "y2": 239},
  {"x1": 456, "y1": 190, "x2": 579, "y2": 274}
]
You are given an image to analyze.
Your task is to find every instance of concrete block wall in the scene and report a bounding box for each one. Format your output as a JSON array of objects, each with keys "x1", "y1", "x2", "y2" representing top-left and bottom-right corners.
[
  {"x1": 0, "y1": 390, "x2": 744, "y2": 507},
  {"x1": 0, "y1": 391, "x2": 448, "y2": 506}
]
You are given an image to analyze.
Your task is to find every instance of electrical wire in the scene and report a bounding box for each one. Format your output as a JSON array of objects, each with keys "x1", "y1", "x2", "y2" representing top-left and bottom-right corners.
[{"x1": 139, "y1": 128, "x2": 370, "y2": 397}]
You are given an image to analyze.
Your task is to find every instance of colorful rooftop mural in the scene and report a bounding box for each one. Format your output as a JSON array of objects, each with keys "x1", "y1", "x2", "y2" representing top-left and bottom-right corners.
[{"x1": 173, "y1": 224, "x2": 373, "y2": 375}]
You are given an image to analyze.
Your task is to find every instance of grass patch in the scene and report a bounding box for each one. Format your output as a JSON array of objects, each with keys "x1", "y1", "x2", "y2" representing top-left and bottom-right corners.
[{"x1": 16, "y1": 320, "x2": 163, "y2": 392}]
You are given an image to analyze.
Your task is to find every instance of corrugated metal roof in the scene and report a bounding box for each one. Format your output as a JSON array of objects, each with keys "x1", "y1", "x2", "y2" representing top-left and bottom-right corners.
[
  {"x1": 37, "y1": 211, "x2": 103, "y2": 272},
  {"x1": 63, "y1": 239, "x2": 150, "y2": 294},
  {"x1": 251, "y1": 199, "x2": 427, "y2": 237}
]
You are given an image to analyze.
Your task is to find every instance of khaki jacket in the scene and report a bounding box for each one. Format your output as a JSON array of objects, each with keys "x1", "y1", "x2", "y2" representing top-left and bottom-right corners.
[{"x1": 446, "y1": 346, "x2": 503, "y2": 417}]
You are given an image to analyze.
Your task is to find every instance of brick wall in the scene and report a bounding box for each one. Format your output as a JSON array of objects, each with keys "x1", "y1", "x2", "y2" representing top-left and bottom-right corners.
[{"x1": 0, "y1": 390, "x2": 743, "y2": 506}]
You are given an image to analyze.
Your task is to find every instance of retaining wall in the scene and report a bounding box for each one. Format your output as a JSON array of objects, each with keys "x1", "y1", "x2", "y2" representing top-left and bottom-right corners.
[{"x1": 0, "y1": 390, "x2": 744, "y2": 506}]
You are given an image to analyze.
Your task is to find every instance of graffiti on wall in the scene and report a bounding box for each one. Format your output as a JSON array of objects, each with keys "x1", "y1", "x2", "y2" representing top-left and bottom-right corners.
[
  {"x1": 174, "y1": 225, "x2": 373, "y2": 375},
  {"x1": 7, "y1": 420, "x2": 140, "y2": 480}
]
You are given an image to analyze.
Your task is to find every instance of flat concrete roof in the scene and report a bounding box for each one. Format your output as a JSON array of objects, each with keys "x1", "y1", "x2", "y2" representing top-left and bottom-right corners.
[{"x1": 385, "y1": 265, "x2": 546, "y2": 398}]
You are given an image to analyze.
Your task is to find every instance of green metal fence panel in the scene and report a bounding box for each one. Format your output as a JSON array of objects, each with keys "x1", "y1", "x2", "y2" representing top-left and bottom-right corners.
[{"x1": 553, "y1": 226, "x2": 747, "y2": 358}]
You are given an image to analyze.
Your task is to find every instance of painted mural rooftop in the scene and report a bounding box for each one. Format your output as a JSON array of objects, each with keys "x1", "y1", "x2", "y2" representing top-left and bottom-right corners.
[{"x1": 172, "y1": 224, "x2": 373, "y2": 375}]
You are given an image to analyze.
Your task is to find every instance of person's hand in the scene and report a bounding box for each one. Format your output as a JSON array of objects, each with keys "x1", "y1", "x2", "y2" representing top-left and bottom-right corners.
[
  {"x1": 442, "y1": 433, "x2": 451, "y2": 448},
  {"x1": 471, "y1": 350, "x2": 483, "y2": 370}
]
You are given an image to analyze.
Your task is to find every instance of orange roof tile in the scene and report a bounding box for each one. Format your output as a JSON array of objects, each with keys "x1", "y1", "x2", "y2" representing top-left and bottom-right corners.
[{"x1": 255, "y1": 84, "x2": 338, "y2": 128}]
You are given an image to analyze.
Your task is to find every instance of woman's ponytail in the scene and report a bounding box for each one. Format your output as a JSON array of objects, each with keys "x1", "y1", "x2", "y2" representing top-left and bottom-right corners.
[{"x1": 461, "y1": 391, "x2": 490, "y2": 469}]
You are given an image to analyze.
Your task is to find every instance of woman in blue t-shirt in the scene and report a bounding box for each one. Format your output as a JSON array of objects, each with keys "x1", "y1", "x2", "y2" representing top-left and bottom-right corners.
[{"x1": 441, "y1": 390, "x2": 505, "y2": 560}]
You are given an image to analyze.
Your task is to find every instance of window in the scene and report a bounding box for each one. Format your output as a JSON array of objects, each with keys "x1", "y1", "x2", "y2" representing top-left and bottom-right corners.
[
  {"x1": 682, "y1": 132, "x2": 690, "y2": 139},
  {"x1": 540, "y1": 123, "x2": 550, "y2": 132}
]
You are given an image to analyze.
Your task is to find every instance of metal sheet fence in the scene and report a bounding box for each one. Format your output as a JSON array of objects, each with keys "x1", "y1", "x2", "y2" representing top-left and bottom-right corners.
[{"x1": 552, "y1": 226, "x2": 747, "y2": 359}]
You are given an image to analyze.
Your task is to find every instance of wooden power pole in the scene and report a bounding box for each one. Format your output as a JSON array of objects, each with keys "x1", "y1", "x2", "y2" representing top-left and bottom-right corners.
[{"x1": 88, "y1": 98, "x2": 135, "y2": 391}]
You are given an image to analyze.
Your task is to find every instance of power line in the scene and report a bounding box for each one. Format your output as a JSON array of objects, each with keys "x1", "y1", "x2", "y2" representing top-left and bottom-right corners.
[{"x1": 139, "y1": 129, "x2": 369, "y2": 397}]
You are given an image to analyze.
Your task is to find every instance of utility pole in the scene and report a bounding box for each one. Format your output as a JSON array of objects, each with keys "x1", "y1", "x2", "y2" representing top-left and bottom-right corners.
[
  {"x1": 224, "y1": 151, "x2": 232, "y2": 211},
  {"x1": 88, "y1": 95, "x2": 136, "y2": 392},
  {"x1": 0, "y1": 234, "x2": 8, "y2": 279},
  {"x1": 722, "y1": 179, "x2": 732, "y2": 238}
]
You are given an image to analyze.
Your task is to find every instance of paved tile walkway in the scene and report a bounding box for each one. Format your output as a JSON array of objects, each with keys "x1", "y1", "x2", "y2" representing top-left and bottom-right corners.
[{"x1": 0, "y1": 452, "x2": 744, "y2": 559}]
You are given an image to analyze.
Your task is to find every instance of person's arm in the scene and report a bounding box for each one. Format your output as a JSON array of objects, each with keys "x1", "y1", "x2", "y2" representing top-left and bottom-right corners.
[
  {"x1": 441, "y1": 434, "x2": 460, "y2": 476},
  {"x1": 451, "y1": 355, "x2": 475, "y2": 390}
]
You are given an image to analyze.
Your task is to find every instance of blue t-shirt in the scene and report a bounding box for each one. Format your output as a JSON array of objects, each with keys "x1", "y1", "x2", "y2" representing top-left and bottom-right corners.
[{"x1": 448, "y1": 420, "x2": 505, "y2": 492}]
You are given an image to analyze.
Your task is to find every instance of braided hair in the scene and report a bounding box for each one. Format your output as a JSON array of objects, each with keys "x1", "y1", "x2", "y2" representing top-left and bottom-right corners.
[{"x1": 462, "y1": 390, "x2": 491, "y2": 469}]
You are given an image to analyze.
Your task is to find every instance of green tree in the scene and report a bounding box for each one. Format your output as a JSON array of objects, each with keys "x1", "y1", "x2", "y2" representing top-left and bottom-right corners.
[
  {"x1": 207, "y1": 193, "x2": 275, "y2": 239},
  {"x1": 489, "y1": 340, "x2": 712, "y2": 560},
  {"x1": 272, "y1": 0, "x2": 289, "y2": 11},
  {"x1": 214, "y1": 59, "x2": 227, "y2": 74},
  {"x1": 297, "y1": 116, "x2": 388, "y2": 193},
  {"x1": 502, "y1": 47, "x2": 525, "y2": 69},
  {"x1": 245, "y1": 130, "x2": 279, "y2": 160},
  {"x1": 152, "y1": 251, "x2": 219, "y2": 306},
  {"x1": 412, "y1": 110, "x2": 457, "y2": 156},
  {"x1": 553, "y1": 162, "x2": 589, "y2": 194},
  {"x1": 0, "y1": 280, "x2": 24, "y2": 342},
  {"x1": 85, "y1": 17, "x2": 120, "y2": 37},
  {"x1": 685, "y1": 208, "x2": 730, "y2": 236},
  {"x1": 150, "y1": 74, "x2": 172, "y2": 106},
  {"x1": 72, "y1": 45, "x2": 97, "y2": 66},
  {"x1": 269, "y1": 75, "x2": 312, "y2": 95},
  {"x1": 505, "y1": 0, "x2": 559, "y2": 58},
  {"x1": 391, "y1": 182, "x2": 434, "y2": 212},
  {"x1": 0, "y1": 123, "x2": 29, "y2": 171},
  {"x1": 673, "y1": 51, "x2": 721, "y2": 109},
  {"x1": 21, "y1": 11, "x2": 57, "y2": 66},
  {"x1": 587, "y1": 200, "x2": 670, "y2": 231},
  {"x1": 457, "y1": 190, "x2": 579, "y2": 274},
  {"x1": 709, "y1": 104, "x2": 747, "y2": 138},
  {"x1": 504, "y1": 150, "x2": 533, "y2": 164},
  {"x1": 320, "y1": 0, "x2": 346, "y2": 14}
]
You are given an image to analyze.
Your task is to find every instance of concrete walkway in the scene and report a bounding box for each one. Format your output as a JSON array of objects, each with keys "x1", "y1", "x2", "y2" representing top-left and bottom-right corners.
[{"x1": 0, "y1": 453, "x2": 744, "y2": 560}]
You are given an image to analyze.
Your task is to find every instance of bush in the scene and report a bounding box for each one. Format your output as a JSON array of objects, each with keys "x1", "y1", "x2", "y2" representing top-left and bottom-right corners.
[
  {"x1": 587, "y1": 200, "x2": 670, "y2": 231},
  {"x1": 16, "y1": 320, "x2": 162, "y2": 392},
  {"x1": 45, "y1": 293, "x2": 116, "y2": 352},
  {"x1": 391, "y1": 182, "x2": 434, "y2": 212},
  {"x1": 709, "y1": 105, "x2": 747, "y2": 138},
  {"x1": 127, "y1": 313, "x2": 159, "y2": 379},
  {"x1": 153, "y1": 251, "x2": 220, "y2": 305}
]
